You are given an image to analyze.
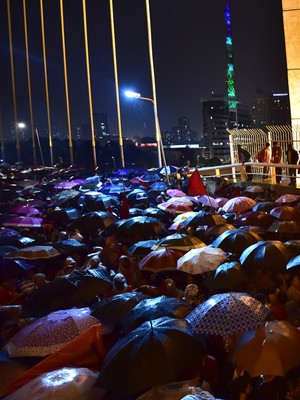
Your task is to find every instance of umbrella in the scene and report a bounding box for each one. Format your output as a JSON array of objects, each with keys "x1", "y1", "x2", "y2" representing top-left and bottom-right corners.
[
  {"x1": 4, "y1": 367, "x2": 99, "y2": 400},
  {"x1": 2, "y1": 216, "x2": 43, "y2": 228},
  {"x1": 267, "y1": 220, "x2": 300, "y2": 234},
  {"x1": 127, "y1": 189, "x2": 149, "y2": 202},
  {"x1": 270, "y1": 206, "x2": 300, "y2": 221},
  {"x1": 0, "y1": 258, "x2": 33, "y2": 280},
  {"x1": 122, "y1": 296, "x2": 192, "y2": 334},
  {"x1": 211, "y1": 229, "x2": 262, "y2": 255},
  {"x1": 203, "y1": 261, "x2": 247, "y2": 292},
  {"x1": 54, "y1": 180, "x2": 85, "y2": 190},
  {"x1": 195, "y1": 195, "x2": 219, "y2": 209},
  {"x1": 286, "y1": 254, "x2": 300, "y2": 271},
  {"x1": 215, "y1": 197, "x2": 229, "y2": 207},
  {"x1": 177, "y1": 247, "x2": 227, "y2": 275},
  {"x1": 183, "y1": 211, "x2": 227, "y2": 228},
  {"x1": 158, "y1": 201, "x2": 193, "y2": 214},
  {"x1": 205, "y1": 223, "x2": 235, "y2": 239},
  {"x1": 137, "y1": 382, "x2": 216, "y2": 400},
  {"x1": 7, "y1": 205, "x2": 42, "y2": 216},
  {"x1": 3, "y1": 308, "x2": 99, "y2": 357},
  {"x1": 15, "y1": 179, "x2": 39, "y2": 189},
  {"x1": 186, "y1": 292, "x2": 270, "y2": 337},
  {"x1": 114, "y1": 168, "x2": 134, "y2": 176},
  {"x1": 104, "y1": 216, "x2": 168, "y2": 241},
  {"x1": 0, "y1": 189, "x2": 17, "y2": 202},
  {"x1": 90, "y1": 292, "x2": 149, "y2": 332},
  {"x1": 276, "y1": 194, "x2": 300, "y2": 204},
  {"x1": 152, "y1": 233, "x2": 206, "y2": 251},
  {"x1": 244, "y1": 185, "x2": 264, "y2": 193},
  {"x1": 129, "y1": 207, "x2": 144, "y2": 217},
  {"x1": 127, "y1": 240, "x2": 159, "y2": 257},
  {"x1": 157, "y1": 165, "x2": 178, "y2": 175},
  {"x1": 77, "y1": 192, "x2": 119, "y2": 211},
  {"x1": 138, "y1": 248, "x2": 185, "y2": 273},
  {"x1": 21, "y1": 269, "x2": 113, "y2": 318},
  {"x1": 67, "y1": 211, "x2": 117, "y2": 236},
  {"x1": 96, "y1": 317, "x2": 203, "y2": 397},
  {"x1": 252, "y1": 201, "x2": 277, "y2": 212},
  {"x1": 233, "y1": 320, "x2": 300, "y2": 377},
  {"x1": 0, "y1": 228, "x2": 20, "y2": 246},
  {"x1": 167, "y1": 189, "x2": 187, "y2": 197},
  {"x1": 139, "y1": 172, "x2": 162, "y2": 184},
  {"x1": 150, "y1": 181, "x2": 169, "y2": 192},
  {"x1": 239, "y1": 240, "x2": 292, "y2": 275},
  {"x1": 221, "y1": 196, "x2": 256, "y2": 213},
  {"x1": 285, "y1": 240, "x2": 300, "y2": 254},
  {"x1": 54, "y1": 239, "x2": 89, "y2": 254},
  {"x1": 6, "y1": 245, "x2": 61, "y2": 260},
  {"x1": 234, "y1": 211, "x2": 274, "y2": 228}
]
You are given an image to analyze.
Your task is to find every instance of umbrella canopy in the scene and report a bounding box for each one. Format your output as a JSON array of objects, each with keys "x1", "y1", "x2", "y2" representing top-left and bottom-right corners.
[
  {"x1": 167, "y1": 189, "x2": 187, "y2": 197},
  {"x1": 90, "y1": 292, "x2": 149, "y2": 332},
  {"x1": 4, "y1": 308, "x2": 99, "y2": 358},
  {"x1": 114, "y1": 168, "x2": 134, "y2": 176},
  {"x1": 2, "y1": 216, "x2": 43, "y2": 228},
  {"x1": 67, "y1": 211, "x2": 117, "y2": 236},
  {"x1": 211, "y1": 229, "x2": 262, "y2": 255},
  {"x1": 286, "y1": 254, "x2": 300, "y2": 272},
  {"x1": 141, "y1": 207, "x2": 170, "y2": 224},
  {"x1": 127, "y1": 189, "x2": 149, "y2": 203},
  {"x1": 158, "y1": 201, "x2": 193, "y2": 214},
  {"x1": 21, "y1": 269, "x2": 113, "y2": 318},
  {"x1": 96, "y1": 317, "x2": 203, "y2": 397},
  {"x1": 186, "y1": 292, "x2": 270, "y2": 337},
  {"x1": 137, "y1": 382, "x2": 216, "y2": 400},
  {"x1": 43, "y1": 208, "x2": 82, "y2": 227},
  {"x1": 221, "y1": 196, "x2": 256, "y2": 213},
  {"x1": 234, "y1": 211, "x2": 274, "y2": 228},
  {"x1": 239, "y1": 240, "x2": 293, "y2": 275},
  {"x1": 276, "y1": 194, "x2": 300, "y2": 204},
  {"x1": 177, "y1": 247, "x2": 227, "y2": 275},
  {"x1": 152, "y1": 233, "x2": 206, "y2": 251},
  {"x1": 157, "y1": 165, "x2": 178, "y2": 175},
  {"x1": 285, "y1": 240, "x2": 300, "y2": 254},
  {"x1": 215, "y1": 197, "x2": 229, "y2": 208},
  {"x1": 4, "y1": 367, "x2": 99, "y2": 400},
  {"x1": 139, "y1": 172, "x2": 162, "y2": 184},
  {"x1": 203, "y1": 261, "x2": 247, "y2": 292},
  {"x1": 233, "y1": 320, "x2": 300, "y2": 377},
  {"x1": 270, "y1": 206, "x2": 300, "y2": 221},
  {"x1": 104, "y1": 216, "x2": 168, "y2": 241},
  {"x1": 183, "y1": 211, "x2": 227, "y2": 228},
  {"x1": 244, "y1": 185, "x2": 264, "y2": 193},
  {"x1": 127, "y1": 240, "x2": 159, "y2": 257},
  {"x1": 54, "y1": 239, "x2": 89, "y2": 254},
  {"x1": 138, "y1": 248, "x2": 185, "y2": 273},
  {"x1": 252, "y1": 201, "x2": 277, "y2": 212},
  {"x1": 54, "y1": 180, "x2": 85, "y2": 190},
  {"x1": 194, "y1": 195, "x2": 219, "y2": 209},
  {"x1": 7, "y1": 205, "x2": 42, "y2": 216},
  {"x1": 77, "y1": 193, "x2": 119, "y2": 212},
  {"x1": 267, "y1": 220, "x2": 300, "y2": 234},
  {"x1": 150, "y1": 181, "x2": 169, "y2": 192},
  {"x1": 6, "y1": 245, "x2": 61, "y2": 260},
  {"x1": 122, "y1": 295, "x2": 192, "y2": 334},
  {"x1": 0, "y1": 258, "x2": 33, "y2": 281},
  {"x1": 205, "y1": 223, "x2": 235, "y2": 239}
]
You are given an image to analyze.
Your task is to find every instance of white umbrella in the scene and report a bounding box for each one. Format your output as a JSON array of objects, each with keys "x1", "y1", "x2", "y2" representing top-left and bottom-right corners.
[{"x1": 177, "y1": 247, "x2": 227, "y2": 275}]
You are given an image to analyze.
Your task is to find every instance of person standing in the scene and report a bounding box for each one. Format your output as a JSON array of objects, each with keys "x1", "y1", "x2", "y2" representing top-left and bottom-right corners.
[
  {"x1": 257, "y1": 143, "x2": 271, "y2": 180},
  {"x1": 271, "y1": 141, "x2": 282, "y2": 184},
  {"x1": 286, "y1": 143, "x2": 299, "y2": 186},
  {"x1": 237, "y1": 145, "x2": 252, "y2": 181}
]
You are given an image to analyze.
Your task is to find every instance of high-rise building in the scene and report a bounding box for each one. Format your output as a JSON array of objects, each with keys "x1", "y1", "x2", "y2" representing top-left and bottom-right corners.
[
  {"x1": 202, "y1": 94, "x2": 252, "y2": 162},
  {"x1": 163, "y1": 117, "x2": 196, "y2": 145},
  {"x1": 93, "y1": 112, "x2": 110, "y2": 141},
  {"x1": 271, "y1": 92, "x2": 291, "y2": 125},
  {"x1": 252, "y1": 89, "x2": 272, "y2": 128}
]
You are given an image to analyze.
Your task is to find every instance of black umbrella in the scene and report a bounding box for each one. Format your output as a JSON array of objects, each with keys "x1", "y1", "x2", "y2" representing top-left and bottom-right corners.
[
  {"x1": 183, "y1": 211, "x2": 227, "y2": 228},
  {"x1": 126, "y1": 189, "x2": 149, "y2": 203},
  {"x1": 122, "y1": 295, "x2": 192, "y2": 334},
  {"x1": 127, "y1": 239, "x2": 159, "y2": 257},
  {"x1": 286, "y1": 255, "x2": 300, "y2": 272},
  {"x1": 252, "y1": 201, "x2": 277, "y2": 213},
  {"x1": 211, "y1": 229, "x2": 262, "y2": 255},
  {"x1": 22, "y1": 269, "x2": 113, "y2": 318},
  {"x1": 203, "y1": 261, "x2": 247, "y2": 292},
  {"x1": 67, "y1": 211, "x2": 118, "y2": 236},
  {"x1": 77, "y1": 192, "x2": 119, "y2": 212},
  {"x1": 43, "y1": 208, "x2": 82, "y2": 227},
  {"x1": 96, "y1": 316, "x2": 203, "y2": 397},
  {"x1": 53, "y1": 239, "x2": 89, "y2": 254},
  {"x1": 90, "y1": 292, "x2": 149, "y2": 332},
  {"x1": 0, "y1": 258, "x2": 33, "y2": 281},
  {"x1": 239, "y1": 240, "x2": 293, "y2": 276},
  {"x1": 141, "y1": 207, "x2": 171, "y2": 224}
]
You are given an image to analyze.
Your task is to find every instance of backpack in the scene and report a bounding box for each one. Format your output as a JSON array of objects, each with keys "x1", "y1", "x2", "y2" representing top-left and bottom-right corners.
[{"x1": 257, "y1": 149, "x2": 265, "y2": 162}]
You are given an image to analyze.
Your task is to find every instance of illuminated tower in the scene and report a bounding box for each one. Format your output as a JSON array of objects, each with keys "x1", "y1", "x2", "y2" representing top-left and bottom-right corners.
[{"x1": 224, "y1": 3, "x2": 238, "y2": 112}]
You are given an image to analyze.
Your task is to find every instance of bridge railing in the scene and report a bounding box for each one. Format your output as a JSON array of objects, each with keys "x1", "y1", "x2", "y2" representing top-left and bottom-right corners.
[{"x1": 195, "y1": 161, "x2": 299, "y2": 187}]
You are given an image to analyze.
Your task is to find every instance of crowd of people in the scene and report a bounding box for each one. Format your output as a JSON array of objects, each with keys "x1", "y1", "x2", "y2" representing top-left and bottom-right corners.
[{"x1": 0, "y1": 162, "x2": 300, "y2": 399}]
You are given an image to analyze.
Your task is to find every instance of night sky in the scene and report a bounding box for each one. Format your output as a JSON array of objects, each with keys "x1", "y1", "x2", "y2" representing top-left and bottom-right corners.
[{"x1": 0, "y1": 0, "x2": 288, "y2": 140}]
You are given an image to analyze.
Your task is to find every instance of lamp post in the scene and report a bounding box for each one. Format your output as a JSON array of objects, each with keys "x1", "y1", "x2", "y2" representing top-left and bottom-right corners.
[{"x1": 125, "y1": 90, "x2": 162, "y2": 168}]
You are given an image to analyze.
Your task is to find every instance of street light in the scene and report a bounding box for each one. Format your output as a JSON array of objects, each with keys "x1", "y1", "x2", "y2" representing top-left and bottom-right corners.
[{"x1": 125, "y1": 90, "x2": 162, "y2": 168}]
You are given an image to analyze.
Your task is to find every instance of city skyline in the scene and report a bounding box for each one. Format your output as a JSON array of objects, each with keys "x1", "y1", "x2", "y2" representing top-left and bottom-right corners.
[{"x1": 0, "y1": 0, "x2": 288, "y2": 141}]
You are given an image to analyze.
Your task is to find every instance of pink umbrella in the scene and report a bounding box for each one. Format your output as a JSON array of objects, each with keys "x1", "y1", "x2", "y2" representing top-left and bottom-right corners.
[
  {"x1": 215, "y1": 197, "x2": 229, "y2": 207},
  {"x1": 158, "y1": 201, "x2": 193, "y2": 214},
  {"x1": 276, "y1": 194, "x2": 300, "y2": 204},
  {"x1": 54, "y1": 179, "x2": 85, "y2": 190},
  {"x1": 7, "y1": 205, "x2": 43, "y2": 216},
  {"x1": 221, "y1": 196, "x2": 256, "y2": 213},
  {"x1": 2, "y1": 216, "x2": 43, "y2": 228},
  {"x1": 3, "y1": 308, "x2": 99, "y2": 357},
  {"x1": 166, "y1": 189, "x2": 187, "y2": 197},
  {"x1": 195, "y1": 195, "x2": 219, "y2": 209}
]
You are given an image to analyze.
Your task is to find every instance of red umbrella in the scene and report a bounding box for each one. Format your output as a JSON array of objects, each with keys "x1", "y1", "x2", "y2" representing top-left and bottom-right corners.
[
  {"x1": 2, "y1": 216, "x2": 43, "y2": 228},
  {"x1": 221, "y1": 196, "x2": 256, "y2": 213},
  {"x1": 7, "y1": 205, "x2": 43, "y2": 216},
  {"x1": 276, "y1": 194, "x2": 300, "y2": 204},
  {"x1": 138, "y1": 248, "x2": 185, "y2": 273},
  {"x1": 3, "y1": 308, "x2": 99, "y2": 357}
]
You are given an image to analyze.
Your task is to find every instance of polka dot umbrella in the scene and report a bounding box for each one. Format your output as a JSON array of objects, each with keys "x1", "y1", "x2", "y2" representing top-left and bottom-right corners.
[{"x1": 3, "y1": 308, "x2": 99, "y2": 358}]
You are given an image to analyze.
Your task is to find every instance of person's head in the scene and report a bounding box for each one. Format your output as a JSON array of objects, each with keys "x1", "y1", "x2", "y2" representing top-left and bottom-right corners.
[
  {"x1": 288, "y1": 143, "x2": 294, "y2": 150},
  {"x1": 266, "y1": 142, "x2": 270, "y2": 148},
  {"x1": 32, "y1": 273, "x2": 47, "y2": 288},
  {"x1": 113, "y1": 273, "x2": 127, "y2": 292},
  {"x1": 273, "y1": 141, "x2": 278, "y2": 146},
  {"x1": 118, "y1": 255, "x2": 131, "y2": 269}
]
